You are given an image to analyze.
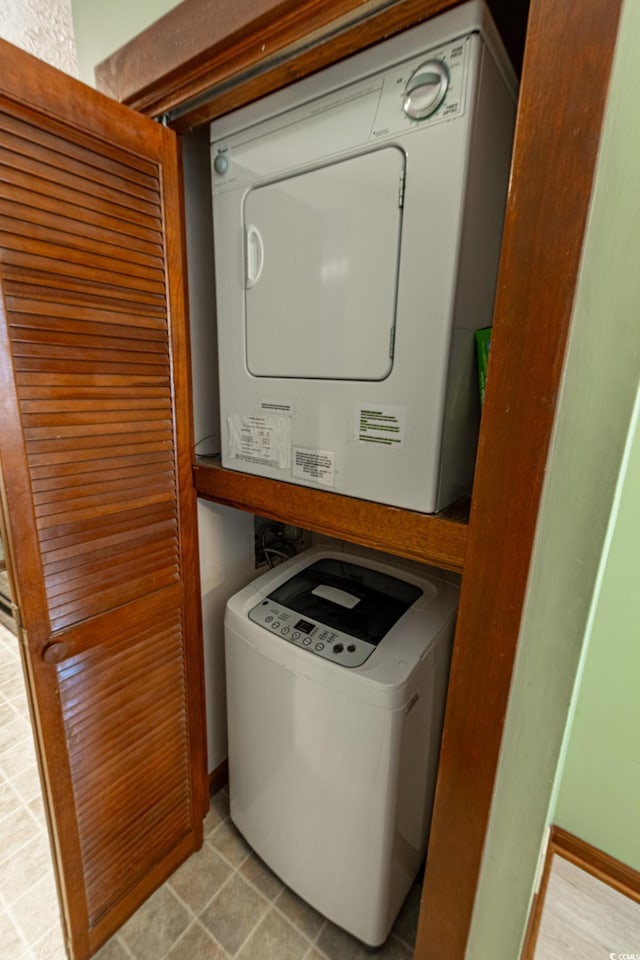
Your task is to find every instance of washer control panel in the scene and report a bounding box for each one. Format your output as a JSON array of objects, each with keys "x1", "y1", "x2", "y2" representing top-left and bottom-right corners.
[{"x1": 248, "y1": 599, "x2": 376, "y2": 668}]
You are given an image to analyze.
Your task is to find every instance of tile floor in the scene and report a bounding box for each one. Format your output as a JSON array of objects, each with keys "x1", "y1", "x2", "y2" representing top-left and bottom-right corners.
[
  {"x1": 0, "y1": 620, "x2": 65, "y2": 959},
  {"x1": 0, "y1": 620, "x2": 420, "y2": 959}
]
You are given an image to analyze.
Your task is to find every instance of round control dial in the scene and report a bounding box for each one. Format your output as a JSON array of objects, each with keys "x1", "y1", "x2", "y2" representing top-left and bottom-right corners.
[{"x1": 403, "y1": 59, "x2": 449, "y2": 120}]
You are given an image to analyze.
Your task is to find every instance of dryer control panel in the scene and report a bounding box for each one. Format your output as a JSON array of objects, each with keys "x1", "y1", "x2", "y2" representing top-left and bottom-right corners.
[
  {"x1": 211, "y1": 36, "x2": 472, "y2": 195},
  {"x1": 248, "y1": 599, "x2": 376, "y2": 668}
]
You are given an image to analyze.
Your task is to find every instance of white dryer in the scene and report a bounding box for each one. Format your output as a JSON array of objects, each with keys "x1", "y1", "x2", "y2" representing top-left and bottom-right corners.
[
  {"x1": 224, "y1": 547, "x2": 459, "y2": 945},
  {"x1": 211, "y1": 1, "x2": 517, "y2": 513}
]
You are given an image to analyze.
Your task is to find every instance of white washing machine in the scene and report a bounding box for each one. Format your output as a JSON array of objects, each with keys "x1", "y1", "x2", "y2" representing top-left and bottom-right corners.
[
  {"x1": 211, "y1": 1, "x2": 517, "y2": 513},
  {"x1": 224, "y1": 547, "x2": 459, "y2": 945}
]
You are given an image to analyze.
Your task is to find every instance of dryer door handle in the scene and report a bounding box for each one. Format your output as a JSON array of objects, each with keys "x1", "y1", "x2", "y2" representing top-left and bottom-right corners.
[{"x1": 245, "y1": 225, "x2": 264, "y2": 288}]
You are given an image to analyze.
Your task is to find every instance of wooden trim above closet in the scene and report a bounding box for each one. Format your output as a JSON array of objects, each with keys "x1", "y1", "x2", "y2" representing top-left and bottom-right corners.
[
  {"x1": 94, "y1": 0, "x2": 454, "y2": 127},
  {"x1": 94, "y1": 0, "x2": 526, "y2": 132}
]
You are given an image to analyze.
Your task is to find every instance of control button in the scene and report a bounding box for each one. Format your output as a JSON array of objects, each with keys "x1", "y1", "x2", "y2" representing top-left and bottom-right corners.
[
  {"x1": 333, "y1": 644, "x2": 344, "y2": 654},
  {"x1": 347, "y1": 644, "x2": 356, "y2": 653},
  {"x1": 292, "y1": 632, "x2": 300, "y2": 640},
  {"x1": 303, "y1": 638, "x2": 312, "y2": 646},
  {"x1": 272, "y1": 621, "x2": 280, "y2": 629},
  {"x1": 281, "y1": 627, "x2": 290, "y2": 635},
  {"x1": 213, "y1": 153, "x2": 229, "y2": 174},
  {"x1": 315, "y1": 643, "x2": 325, "y2": 651},
  {"x1": 265, "y1": 615, "x2": 273, "y2": 622}
]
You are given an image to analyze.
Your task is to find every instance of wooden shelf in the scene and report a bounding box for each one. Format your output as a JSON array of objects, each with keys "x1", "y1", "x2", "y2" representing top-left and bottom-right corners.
[{"x1": 193, "y1": 458, "x2": 469, "y2": 572}]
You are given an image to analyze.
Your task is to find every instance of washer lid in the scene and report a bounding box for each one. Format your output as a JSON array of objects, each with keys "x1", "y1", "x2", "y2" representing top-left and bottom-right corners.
[{"x1": 265, "y1": 557, "x2": 424, "y2": 644}]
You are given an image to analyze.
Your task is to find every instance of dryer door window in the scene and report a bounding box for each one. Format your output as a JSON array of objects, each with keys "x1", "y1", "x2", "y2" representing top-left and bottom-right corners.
[{"x1": 243, "y1": 146, "x2": 405, "y2": 381}]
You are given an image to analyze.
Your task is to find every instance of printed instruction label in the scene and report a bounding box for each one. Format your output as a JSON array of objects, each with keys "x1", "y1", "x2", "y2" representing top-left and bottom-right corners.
[
  {"x1": 227, "y1": 414, "x2": 291, "y2": 469},
  {"x1": 292, "y1": 447, "x2": 336, "y2": 487},
  {"x1": 355, "y1": 404, "x2": 406, "y2": 447}
]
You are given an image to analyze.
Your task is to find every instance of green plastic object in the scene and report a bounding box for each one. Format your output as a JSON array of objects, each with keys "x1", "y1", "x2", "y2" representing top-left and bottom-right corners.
[{"x1": 475, "y1": 327, "x2": 492, "y2": 407}]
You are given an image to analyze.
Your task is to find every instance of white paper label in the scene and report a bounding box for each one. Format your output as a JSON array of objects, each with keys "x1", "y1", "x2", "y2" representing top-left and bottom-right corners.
[
  {"x1": 356, "y1": 404, "x2": 406, "y2": 447},
  {"x1": 227, "y1": 414, "x2": 291, "y2": 469},
  {"x1": 292, "y1": 447, "x2": 336, "y2": 486}
]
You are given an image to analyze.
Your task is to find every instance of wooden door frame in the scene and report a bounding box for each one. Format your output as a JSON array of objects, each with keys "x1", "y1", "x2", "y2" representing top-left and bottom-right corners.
[
  {"x1": 416, "y1": 0, "x2": 623, "y2": 954},
  {"x1": 94, "y1": 0, "x2": 624, "y2": 955}
]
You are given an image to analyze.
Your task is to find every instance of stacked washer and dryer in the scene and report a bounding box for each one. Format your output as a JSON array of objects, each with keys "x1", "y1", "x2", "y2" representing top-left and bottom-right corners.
[{"x1": 214, "y1": 0, "x2": 516, "y2": 946}]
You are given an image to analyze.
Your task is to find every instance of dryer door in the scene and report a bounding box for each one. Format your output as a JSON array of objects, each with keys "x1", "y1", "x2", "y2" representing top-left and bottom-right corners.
[{"x1": 243, "y1": 146, "x2": 405, "y2": 380}]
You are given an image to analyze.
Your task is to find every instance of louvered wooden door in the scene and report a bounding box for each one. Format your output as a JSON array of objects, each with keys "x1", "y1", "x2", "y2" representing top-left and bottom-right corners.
[{"x1": 0, "y1": 40, "x2": 206, "y2": 959}]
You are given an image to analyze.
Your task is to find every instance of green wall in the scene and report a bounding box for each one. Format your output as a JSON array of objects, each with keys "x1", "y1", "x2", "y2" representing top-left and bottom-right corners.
[
  {"x1": 69, "y1": 0, "x2": 179, "y2": 85},
  {"x1": 554, "y1": 386, "x2": 640, "y2": 868},
  {"x1": 467, "y1": 0, "x2": 640, "y2": 956}
]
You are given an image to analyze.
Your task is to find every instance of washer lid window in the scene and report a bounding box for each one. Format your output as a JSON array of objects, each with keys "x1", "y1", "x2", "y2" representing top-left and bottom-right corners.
[
  {"x1": 265, "y1": 558, "x2": 423, "y2": 645},
  {"x1": 243, "y1": 146, "x2": 405, "y2": 381}
]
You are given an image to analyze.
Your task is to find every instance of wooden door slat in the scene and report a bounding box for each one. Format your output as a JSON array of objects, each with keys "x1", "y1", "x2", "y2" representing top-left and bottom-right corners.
[
  {"x1": 35, "y1": 480, "x2": 176, "y2": 515},
  {"x1": 40, "y1": 517, "x2": 177, "y2": 563},
  {"x1": 36, "y1": 491, "x2": 175, "y2": 531},
  {"x1": 41, "y1": 525, "x2": 178, "y2": 577},
  {"x1": 2, "y1": 198, "x2": 163, "y2": 258},
  {"x1": 38, "y1": 502, "x2": 176, "y2": 548},
  {"x1": 1, "y1": 232, "x2": 166, "y2": 285},
  {"x1": 45, "y1": 544, "x2": 179, "y2": 600},
  {"x1": 23, "y1": 398, "x2": 171, "y2": 415},
  {"x1": 0, "y1": 94, "x2": 159, "y2": 179},
  {"x1": 11, "y1": 315, "x2": 168, "y2": 345},
  {"x1": 29, "y1": 451, "x2": 174, "y2": 482},
  {"x1": 9, "y1": 306, "x2": 168, "y2": 333},
  {"x1": 30, "y1": 458, "x2": 174, "y2": 492},
  {"x1": 27, "y1": 442, "x2": 174, "y2": 469},
  {"x1": 0, "y1": 182, "x2": 162, "y2": 245},
  {"x1": 26, "y1": 410, "x2": 171, "y2": 429},
  {"x1": 78, "y1": 757, "x2": 187, "y2": 846},
  {"x1": 2, "y1": 264, "x2": 166, "y2": 307},
  {"x1": 59, "y1": 615, "x2": 183, "y2": 695},
  {"x1": 0, "y1": 165, "x2": 162, "y2": 234},
  {"x1": 1, "y1": 148, "x2": 161, "y2": 218},
  {"x1": 50, "y1": 569, "x2": 180, "y2": 628},
  {"x1": 2, "y1": 212, "x2": 163, "y2": 271},
  {"x1": 2, "y1": 248, "x2": 166, "y2": 296},
  {"x1": 1, "y1": 126, "x2": 162, "y2": 204},
  {"x1": 17, "y1": 370, "x2": 170, "y2": 387},
  {"x1": 77, "y1": 759, "x2": 188, "y2": 847},
  {"x1": 16, "y1": 361, "x2": 171, "y2": 380},
  {"x1": 26, "y1": 420, "x2": 172, "y2": 441},
  {"x1": 64, "y1": 656, "x2": 185, "y2": 733}
]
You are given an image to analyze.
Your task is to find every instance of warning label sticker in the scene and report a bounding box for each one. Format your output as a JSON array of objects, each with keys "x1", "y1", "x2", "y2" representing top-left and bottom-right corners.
[
  {"x1": 227, "y1": 414, "x2": 291, "y2": 469},
  {"x1": 292, "y1": 447, "x2": 336, "y2": 486},
  {"x1": 355, "y1": 404, "x2": 406, "y2": 447}
]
